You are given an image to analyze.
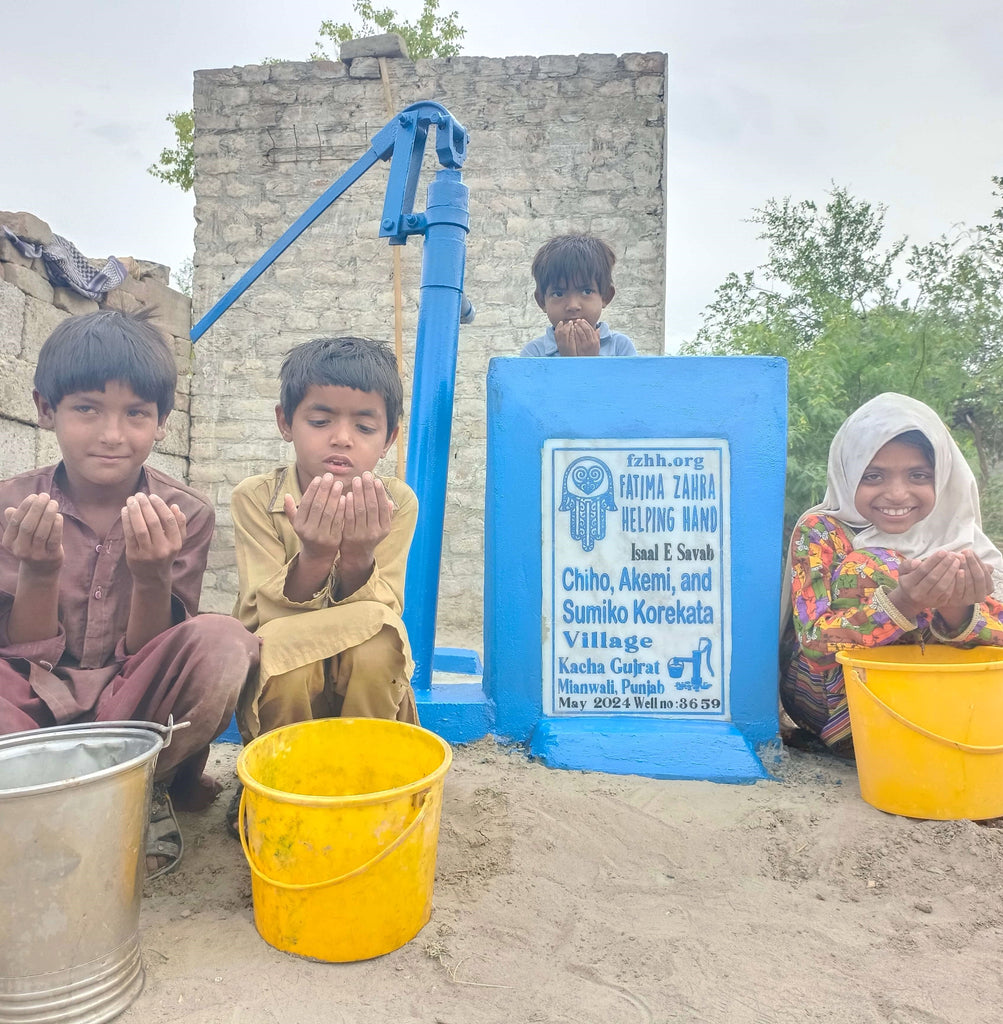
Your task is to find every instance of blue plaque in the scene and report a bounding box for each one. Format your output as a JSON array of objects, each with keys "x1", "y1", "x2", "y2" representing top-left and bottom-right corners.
[{"x1": 484, "y1": 356, "x2": 787, "y2": 781}]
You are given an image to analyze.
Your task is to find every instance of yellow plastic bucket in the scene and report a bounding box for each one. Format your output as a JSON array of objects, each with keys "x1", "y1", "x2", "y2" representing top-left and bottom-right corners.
[
  {"x1": 837, "y1": 646, "x2": 1003, "y2": 820},
  {"x1": 236, "y1": 718, "x2": 452, "y2": 962}
]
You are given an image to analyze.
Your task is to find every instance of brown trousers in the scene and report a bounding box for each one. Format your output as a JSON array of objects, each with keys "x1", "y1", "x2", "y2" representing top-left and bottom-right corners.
[{"x1": 0, "y1": 614, "x2": 259, "y2": 779}]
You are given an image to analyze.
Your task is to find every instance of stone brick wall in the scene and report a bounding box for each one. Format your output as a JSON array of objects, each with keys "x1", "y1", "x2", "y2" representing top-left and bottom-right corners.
[
  {"x1": 191, "y1": 50, "x2": 667, "y2": 649},
  {"x1": 0, "y1": 210, "x2": 193, "y2": 480}
]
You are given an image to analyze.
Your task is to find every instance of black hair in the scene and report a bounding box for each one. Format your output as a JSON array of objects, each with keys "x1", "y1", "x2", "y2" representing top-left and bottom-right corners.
[
  {"x1": 34, "y1": 309, "x2": 177, "y2": 418},
  {"x1": 531, "y1": 233, "x2": 617, "y2": 299},
  {"x1": 892, "y1": 430, "x2": 935, "y2": 468},
  {"x1": 279, "y1": 336, "x2": 403, "y2": 438}
]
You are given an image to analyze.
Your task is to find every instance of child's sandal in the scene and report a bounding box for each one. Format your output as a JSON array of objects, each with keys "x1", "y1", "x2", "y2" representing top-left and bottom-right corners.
[{"x1": 146, "y1": 783, "x2": 184, "y2": 880}]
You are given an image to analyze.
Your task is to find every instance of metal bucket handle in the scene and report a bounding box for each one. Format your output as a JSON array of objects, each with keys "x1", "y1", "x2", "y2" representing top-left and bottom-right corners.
[
  {"x1": 24, "y1": 716, "x2": 190, "y2": 748},
  {"x1": 850, "y1": 666, "x2": 1003, "y2": 754},
  {"x1": 238, "y1": 786, "x2": 430, "y2": 892}
]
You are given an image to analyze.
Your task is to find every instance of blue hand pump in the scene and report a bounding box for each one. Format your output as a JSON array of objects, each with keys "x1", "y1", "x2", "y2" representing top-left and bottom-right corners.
[{"x1": 191, "y1": 102, "x2": 471, "y2": 693}]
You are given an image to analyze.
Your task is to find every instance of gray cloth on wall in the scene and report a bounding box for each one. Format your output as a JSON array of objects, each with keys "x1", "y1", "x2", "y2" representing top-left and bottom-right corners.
[{"x1": 2, "y1": 226, "x2": 127, "y2": 300}]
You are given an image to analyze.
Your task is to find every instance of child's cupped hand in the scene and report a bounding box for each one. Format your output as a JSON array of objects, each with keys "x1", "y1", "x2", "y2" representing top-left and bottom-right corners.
[
  {"x1": 895, "y1": 549, "x2": 995, "y2": 624},
  {"x1": 339, "y1": 473, "x2": 393, "y2": 563},
  {"x1": 283, "y1": 473, "x2": 346, "y2": 561},
  {"x1": 555, "y1": 319, "x2": 600, "y2": 357},
  {"x1": 122, "y1": 493, "x2": 187, "y2": 584},
  {"x1": 2, "y1": 493, "x2": 64, "y2": 574}
]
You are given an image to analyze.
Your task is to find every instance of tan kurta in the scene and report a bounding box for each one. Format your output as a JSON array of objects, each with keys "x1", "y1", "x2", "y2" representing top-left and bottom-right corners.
[{"x1": 231, "y1": 465, "x2": 417, "y2": 736}]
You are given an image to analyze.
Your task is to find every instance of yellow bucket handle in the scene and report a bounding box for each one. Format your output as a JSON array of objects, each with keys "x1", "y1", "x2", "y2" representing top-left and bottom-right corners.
[
  {"x1": 848, "y1": 665, "x2": 1003, "y2": 754},
  {"x1": 238, "y1": 787, "x2": 429, "y2": 892}
]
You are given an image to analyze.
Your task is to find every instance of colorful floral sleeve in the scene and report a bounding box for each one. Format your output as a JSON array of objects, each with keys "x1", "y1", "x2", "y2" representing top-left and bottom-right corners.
[
  {"x1": 789, "y1": 514, "x2": 915, "y2": 671},
  {"x1": 930, "y1": 597, "x2": 1003, "y2": 647}
]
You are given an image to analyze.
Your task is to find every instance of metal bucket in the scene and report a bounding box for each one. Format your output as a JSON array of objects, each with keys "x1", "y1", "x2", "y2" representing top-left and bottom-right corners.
[{"x1": 0, "y1": 721, "x2": 170, "y2": 1024}]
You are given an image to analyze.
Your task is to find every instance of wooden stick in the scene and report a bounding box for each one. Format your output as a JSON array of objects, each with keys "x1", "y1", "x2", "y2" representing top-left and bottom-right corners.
[{"x1": 379, "y1": 56, "x2": 407, "y2": 480}]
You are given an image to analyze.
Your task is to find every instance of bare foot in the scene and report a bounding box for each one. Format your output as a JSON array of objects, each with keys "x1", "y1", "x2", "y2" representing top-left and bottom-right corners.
[{"x1": 170, "y1": 772, "x2": 223, "y2": 812}]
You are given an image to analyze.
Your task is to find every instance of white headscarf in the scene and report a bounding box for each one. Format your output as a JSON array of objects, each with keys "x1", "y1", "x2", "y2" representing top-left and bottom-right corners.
[{"x1": 783, "y1": 393, "x2": 1003, "y2": 622}]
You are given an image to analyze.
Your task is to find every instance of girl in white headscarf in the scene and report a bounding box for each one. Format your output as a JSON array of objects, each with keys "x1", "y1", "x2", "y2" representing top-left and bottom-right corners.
[{"x1": 780, "y1": 393, "x2": 1003, "y2": 751}]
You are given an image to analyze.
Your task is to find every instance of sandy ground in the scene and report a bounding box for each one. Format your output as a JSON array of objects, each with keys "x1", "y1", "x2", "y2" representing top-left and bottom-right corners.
[{"x1": 120, "y1": 739, "x2": 1003, "y2": 1024}]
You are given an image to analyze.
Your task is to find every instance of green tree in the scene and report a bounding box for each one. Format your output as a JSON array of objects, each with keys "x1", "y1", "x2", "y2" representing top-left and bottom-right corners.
[
  {"x1": 313, "y1": 0, "x2": 464, "y2": 60},
  {"x1": 171, "y1": 256, "x2": 193, "y2": 297},
  {"x1": 148, "y1": 1, "x2": 465, "y2": 194},
  {"x1": 683, "y1": 182, "x2": 1003, "y2": 540},
  {"x1": 147, "y1": 111, "x2": 195, "y2": 192}
]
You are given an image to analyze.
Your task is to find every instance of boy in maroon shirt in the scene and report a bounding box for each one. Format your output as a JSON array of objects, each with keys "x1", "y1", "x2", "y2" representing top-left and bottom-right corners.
[{"x1": 0, "y1": 310, "x2": 258, "y2": 876}]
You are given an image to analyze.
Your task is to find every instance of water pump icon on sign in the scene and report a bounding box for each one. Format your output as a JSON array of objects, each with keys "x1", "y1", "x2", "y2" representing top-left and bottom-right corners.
[{"x1": 670, "y1": 637, "x2": 714, "y2": 692}]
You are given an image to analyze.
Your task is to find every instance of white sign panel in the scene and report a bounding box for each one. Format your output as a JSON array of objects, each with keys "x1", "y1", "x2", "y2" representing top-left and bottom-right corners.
[{"x1": 542, "y1": 440, "x2": 731, "y2": 718}]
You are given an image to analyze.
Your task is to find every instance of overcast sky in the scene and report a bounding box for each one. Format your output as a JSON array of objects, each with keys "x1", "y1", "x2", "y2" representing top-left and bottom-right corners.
[{"x1": 3, "y1": 0, "x2": 1001, "y2": 349}]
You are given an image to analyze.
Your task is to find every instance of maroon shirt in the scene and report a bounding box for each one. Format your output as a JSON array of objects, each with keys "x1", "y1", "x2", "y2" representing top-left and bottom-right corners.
[{"x1": 0, "y1": 462, "x2": 214, "y2": 720}]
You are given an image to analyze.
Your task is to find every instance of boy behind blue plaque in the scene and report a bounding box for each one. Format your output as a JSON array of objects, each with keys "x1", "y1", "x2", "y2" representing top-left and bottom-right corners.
[{"x1": 520, "y1": 233, "x2": 637, "y2": 358}]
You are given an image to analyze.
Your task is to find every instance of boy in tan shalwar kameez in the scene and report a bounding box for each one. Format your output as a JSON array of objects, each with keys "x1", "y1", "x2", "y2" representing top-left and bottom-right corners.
[{"x1": 230, "y1": 337, "x2": 419, "y2": 750}]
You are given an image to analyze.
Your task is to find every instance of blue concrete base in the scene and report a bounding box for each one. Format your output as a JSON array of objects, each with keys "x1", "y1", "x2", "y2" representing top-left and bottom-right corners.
[
  {"x1": 529, "y1": 718, "x2": 773, "y2": 783},
  {"x1": 217, "y1": 715, "x2": 242, "y2": 744},
  {"x1": 433, "y1": 646, "x2": 484, "y2": 674},
  {"x1": 416, "y1": 683, "x2": 493, "y2": 744}
]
